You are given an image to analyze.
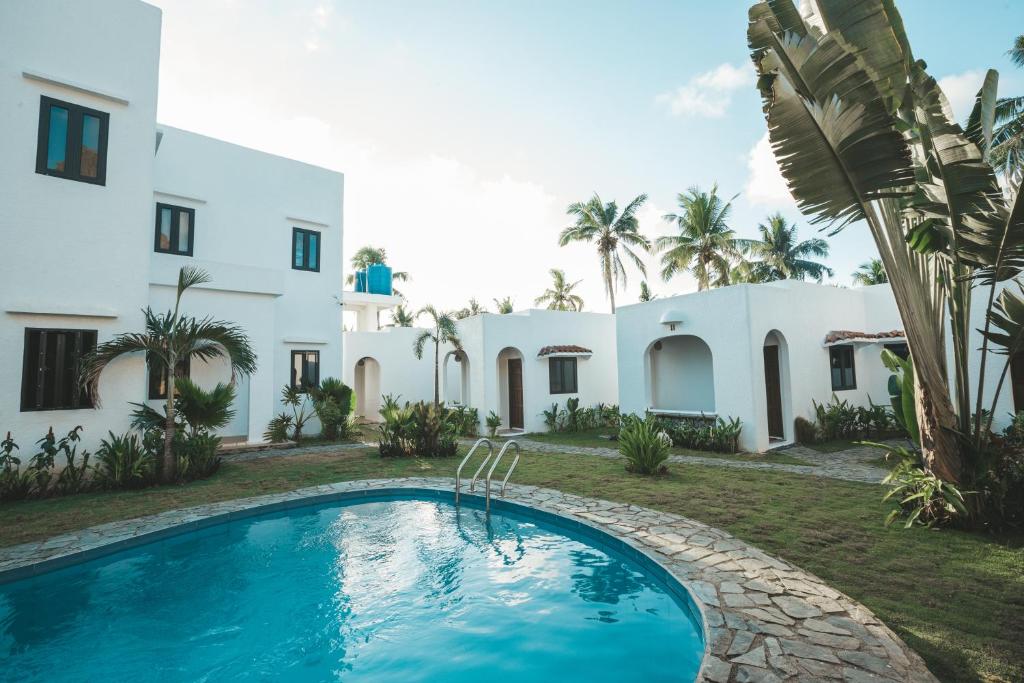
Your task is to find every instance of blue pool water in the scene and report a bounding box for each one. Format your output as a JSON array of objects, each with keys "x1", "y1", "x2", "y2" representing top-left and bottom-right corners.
[{"x1": 0, "y1": 497, "x2": 703, "y2": 682}]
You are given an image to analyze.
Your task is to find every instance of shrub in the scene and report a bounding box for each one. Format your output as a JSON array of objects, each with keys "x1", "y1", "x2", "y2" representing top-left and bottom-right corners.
[
  {"x1": 310, "y1": 378, "x2": 354, "y2": 440},
  {"x1": 652, "y1": 414, "x2": 743, "y2": 453},
  {"x1": 264, "y1": 413, "x2": 294, "y2": 443},
  {"x1": 542, "y1": 403, "x2": 562, "y2": 431},
  {"x1": 176, "y1": 432, "x2": 222, "y2": 480},
  {"x1": 794, "y1": 416, "x2": 818, "y2": 444},
  {"x1": 619, "y1": 415, "x2": 671, "y2": 475},
  {"x1": 410, "y1": 402, "x2": 458, "y2": 457},
  {"x1": 94, "y1": 431, "x2": 155, "y2": 489},
  {"x1": 451, "y1": 405, "x2": 479, "y2": 437},
  {"x1": 485, "y1": 411, "x2": 502, "y2": 438},
  {"x1": 875, "y1": 444, "x2": 967, "y2": 528},
  {"x1": 0, "y1": 432, "x2": 32, "y2": 503}
]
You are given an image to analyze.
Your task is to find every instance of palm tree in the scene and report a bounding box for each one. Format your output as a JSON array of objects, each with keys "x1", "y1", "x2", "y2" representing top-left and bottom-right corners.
[
  {"x1": 657, "y1": 185, "x2": 745, "y2": 291},
  {"x1": 453, "y1": 298, "x2": 486, "y2": 320},
  {"x1": 638, "y1": 281, "x2": 656, "y2": 302},
  {"x1": 390, "y1": 304, "x2": 415, "y2": 327},
  {"x1": 991, "y1": 36, "x2": 1024, "y2": 185},
  {"x1": 744, "y1": 213, "x2": 833, "y2": 282},
  {"x1": 345, "y1": 245, "x2": 410, "y2": 295},
  {"x1": 81, "y1": 267, "x2": 257, "y2": 482},
  {"x1": 559, "y1": 193, "x2": 650, "y2": 312},
  {"x1": 494, "y1": 296, "x2": 514, "y2": 314},
  {"x1": 728, "y1": 260, "x2": 765, "y2": 285},
  {"x1": 414, "y1": 306, "x2": 462, "y2": 405},
  {"x1": 852, "y1": 258, "x2": 888, "y2": 286},
  {"x1": 534, "y1": 269, "x2": 585, "y2": 311}
]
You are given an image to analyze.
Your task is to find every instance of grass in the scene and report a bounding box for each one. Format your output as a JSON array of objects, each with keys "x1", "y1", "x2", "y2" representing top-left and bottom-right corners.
[
  {"x1": 524, "y1": 428, "x2": 812, "y2": 465},
  {"x1": 2, "y1": 448, "x2": 1021, "y2": 682}
]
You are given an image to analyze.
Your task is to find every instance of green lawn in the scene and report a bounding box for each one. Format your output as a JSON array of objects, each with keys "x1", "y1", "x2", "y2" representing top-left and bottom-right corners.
[
  {"x1": 524, "y1": 428, "x2": 812, "y2": 465},
  {"x1": 1, "y1": 448, "x2": 1021, "y2": 682}
]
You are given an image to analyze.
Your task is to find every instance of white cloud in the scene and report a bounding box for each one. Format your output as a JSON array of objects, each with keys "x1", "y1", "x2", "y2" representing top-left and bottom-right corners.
[
  {"x1": 656, "y1": 63, "x2": 754, "y2": 118},
  {"x1": 744, "y1": 132, "x2": 796, "y2": 208},
  {"x1": 937, "y1": 70, "x2": 985, "y2": 124}
]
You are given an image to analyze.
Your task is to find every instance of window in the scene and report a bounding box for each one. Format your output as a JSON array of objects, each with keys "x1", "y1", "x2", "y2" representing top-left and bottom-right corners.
[
  {"x1": 548, "y1": 357, "x2": 578, "y2": 394},
  {"x1": 829, "y1": 345, "x2": 856, "y2": 391},
  {"x1": 148, "y1": 356, "x2": 191, "y2": 400},
  {"x1": 35, "y1": 96, "x2": 109, "y2": 185},
  {"x1": 883, "y1": 342, "x2": 909, "y2": 360},
  {"x1": 154, "y1": 203, "x2": 195, "y2": 256},
  {"x1": 21, "y1": 329, "x2": 97, "y2": 411},
  {"x1": 291, "y1": 351, "x2": 320, "y2": 390},
  {"x1": 292, "y1": 228, "x2": 320, "y2": 272}
]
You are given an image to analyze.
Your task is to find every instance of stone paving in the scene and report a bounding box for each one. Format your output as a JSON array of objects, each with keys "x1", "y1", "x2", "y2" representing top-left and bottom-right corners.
[
  {"x1": 487, "y1": 438, "x2": 893, "y2": 484},
  {"x1": 221, "y1": 440, "x2": 373, "y2": 462},
  {"x1": 0, "y1": 477, "x2": 933, "y2": 682}
]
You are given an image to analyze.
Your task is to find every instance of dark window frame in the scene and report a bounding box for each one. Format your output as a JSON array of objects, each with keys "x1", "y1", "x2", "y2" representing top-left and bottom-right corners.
[
  {"x1": 35, "y1": 96, "x2": 109, "y2": 185},
  {"x1": 548, "y1": 356, "x2": 579, "y2": 394},
  {"x1": 153, "y1": 203, "x2": 196, "y2": 256},
  {"x1": 291, "y1": 350, "x2": 320, "y2": 390},
  {"x1": 20, "y1": 328, "x2": 97, "y2": 412},
  {"x1": 148, "y1": 356, "x2": 192, "y2": 400},
  {"x1": 829, "y1": 345, "x2": 857, "y2": 391},
  {"x1": 291, "y1": 227, "x2": 321, "y2": 272}
]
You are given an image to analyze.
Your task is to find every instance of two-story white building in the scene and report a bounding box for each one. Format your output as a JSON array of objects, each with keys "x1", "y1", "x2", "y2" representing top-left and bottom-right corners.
[{"x1": 0, "y1": 0, "x2": 343, "y2": 451}]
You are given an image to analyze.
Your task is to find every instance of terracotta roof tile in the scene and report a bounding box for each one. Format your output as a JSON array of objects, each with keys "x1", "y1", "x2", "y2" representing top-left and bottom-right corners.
[
  {"x1": 537, "y1": 345, "x2": 593, "y2": 357},
  {"x1": 824, "y1": 329, "x2": 905, "y2": 344}
]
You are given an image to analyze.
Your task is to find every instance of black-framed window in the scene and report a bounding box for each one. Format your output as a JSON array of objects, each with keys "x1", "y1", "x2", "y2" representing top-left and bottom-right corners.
[
  {"x1": 829, "y1": 345, "x2": 857, "y2": 391},
  {"x1": 548, "y1": 357, "x2": 578, "y2": 394},
  {"x1": 21, "y1": 329, "x2": 97, "y2": 411},
  {"x1": 291, "y1": 351, "x2": 320, "y2": 390},
  {"x1": 154, "y1": 203, "x2": 195, "y2": 256},
  {"x1": 292, "y1": 228, "x2": 320, "y2": 272},
  {"x1": 148, "y1": 356, "x2": 191, "y2": 400},
  {"x1": 35, "y1": 96, "x2": 109, "y2": 185},
  {"x1": 883, "y1": 342, "x2": 909, "y2": 360}
]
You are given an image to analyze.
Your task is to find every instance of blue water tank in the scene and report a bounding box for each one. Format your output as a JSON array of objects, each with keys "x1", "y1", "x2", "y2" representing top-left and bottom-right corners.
[
  {"x1": 367, "y1": 264, "x2": 393, "y2": 295},
  {"x1": 354, "y1": 269, "x2": 368, "y2": 292}
]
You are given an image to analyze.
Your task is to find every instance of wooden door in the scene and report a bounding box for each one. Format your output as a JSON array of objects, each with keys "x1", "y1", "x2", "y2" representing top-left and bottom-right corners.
[
  {"x1": 1012, "y1": 353, "x2": 1024, "y2": 412},
  {"x1": 763, "y1": 345, "x2": 784, "y2": 439},
  {"x1": 508, "y1": 358, "x2": 524, "y2": 429}
]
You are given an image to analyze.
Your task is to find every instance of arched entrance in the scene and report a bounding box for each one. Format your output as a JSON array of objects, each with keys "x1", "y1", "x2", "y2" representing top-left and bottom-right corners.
[
  {"x1": 763, "y1": 330, "x2": 791, "y2": 442},
  {"x1": 354, "y1": 356, "x2": 381, "y2": 420},
  {"x1": 496, "y1": 347, "x2": 525, "y2": 431},
  {"x1": 442, "y1": 350, "x2": 471, "y2": 406},
  {"x1": 646, "y1": 335, "x2": 715, "y2": 413}
]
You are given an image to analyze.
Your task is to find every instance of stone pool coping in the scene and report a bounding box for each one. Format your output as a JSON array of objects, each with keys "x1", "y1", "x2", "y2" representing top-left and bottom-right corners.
[{"x1": 0, "y1": 477, "x2": 935, "y2": 682}]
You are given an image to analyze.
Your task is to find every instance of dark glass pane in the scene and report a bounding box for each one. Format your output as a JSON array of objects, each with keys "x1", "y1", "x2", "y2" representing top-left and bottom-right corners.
[
  {"x1": 177, "y1": 211, "x2": 191, "y2": 253},
  {"x1": 307, "y1": 233, "x2": 318, "y2": 269},
  {"x1": 293, "y1": 353, "x2": 303, "y2": 387},
  {"x1": 80, "y1": 114, "x2": 100, "y2": 177},
  {"x1": 294, "y1": 235, "x2": 304, "y2": 268},
  {"x1": 47, "y1": 106, "x2": 69, "y2": 171},
  {"x1": 159, "y1": 208, "x2": 172, "y2": 250}
]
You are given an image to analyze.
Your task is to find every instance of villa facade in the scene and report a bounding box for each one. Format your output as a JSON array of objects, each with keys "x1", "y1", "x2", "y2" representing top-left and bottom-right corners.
[{"x1": 0, "y1": 0, "x2": 343, "y2": 450}]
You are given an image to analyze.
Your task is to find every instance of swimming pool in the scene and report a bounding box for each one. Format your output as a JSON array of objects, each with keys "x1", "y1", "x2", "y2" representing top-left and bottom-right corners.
[{"x1": 0, "y1": 495, "x2": 704, "y2": 682}]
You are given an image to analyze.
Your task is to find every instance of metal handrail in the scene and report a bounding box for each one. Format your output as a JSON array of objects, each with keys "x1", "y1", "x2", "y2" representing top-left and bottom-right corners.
[
  {"x1": 455, "y1": 438, "x2": 493, "y2": 505},
  {"x1": 485, "y1": 440, "x2": 521, "y2": 512}
]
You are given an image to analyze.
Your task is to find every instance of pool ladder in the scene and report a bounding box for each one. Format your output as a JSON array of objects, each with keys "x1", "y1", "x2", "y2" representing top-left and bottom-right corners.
[{"x1": 455, "y1": 438, "x2": 522, "y2": 512}]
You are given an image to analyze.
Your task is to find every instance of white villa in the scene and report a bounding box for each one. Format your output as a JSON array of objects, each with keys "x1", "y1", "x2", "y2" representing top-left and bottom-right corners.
[{"x1": 0, "y1": 0, "x2": 343, "y2": 451}]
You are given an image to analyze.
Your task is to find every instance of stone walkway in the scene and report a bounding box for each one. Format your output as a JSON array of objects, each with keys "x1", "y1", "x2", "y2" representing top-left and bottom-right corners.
[
  {"x1": 486, "y1": 438, "x2": 893, "y2": 484},
  {"x1": 221, "y1": 440, "x2": 373, "y2": 462},
  {"x1": 0, "y1": 478, "x2": 934, "y2": 682}
]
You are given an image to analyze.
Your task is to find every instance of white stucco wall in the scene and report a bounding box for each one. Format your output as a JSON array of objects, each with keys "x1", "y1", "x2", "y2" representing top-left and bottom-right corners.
[
  {"x1": 0, "y1": 0, "x2": 162, "y2": 451},
  {"x1": 342, "y1": 327, "x2": 436, "y2": 420}
]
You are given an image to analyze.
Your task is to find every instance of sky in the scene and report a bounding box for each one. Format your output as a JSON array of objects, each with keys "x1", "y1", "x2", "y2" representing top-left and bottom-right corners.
[{"x1": 150, "y1": 0, "x2": 1024, "y2": 316}]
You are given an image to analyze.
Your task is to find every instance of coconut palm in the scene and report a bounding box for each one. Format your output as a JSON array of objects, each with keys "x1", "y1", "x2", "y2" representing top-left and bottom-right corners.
[
  {"x1": 413, "y1": 306, "x2": 462, "y2": 405},
  {"x1": 990, "y1": 36, "x2": 1024, "y2": 185},
  {"x1": 81, "y1": 267, "x2": 257, "y2": 482},
  {"x1": 744, "y1": 213, "x2": 833, "y2": 282},
  {"x1": 344, "y1": 245, "x2": 410, "y2": 295},
  {"x1": 453, "y1": 298, "x2": 486, "y2": 320},
  {"x1": 852, "y1": 259, "x2": 888, "y2": 286},
  {"x1": 535, "y1": 269, "x2": 585, "y2": 311},
  {"x1": 728, "y1": 260, "x2": 764, "y2": 285},
  {"x1": 638, "y1": 281, "x2": 656, "y2": 302},
  {"x1": 494, "y1": 296, "x2": 514, "y2": 314},
  {"x1": 390, "y1": 304, "x2": 415, "y2": 327},
  {"x1": 559, "y1": 193, "x2": 650, "y2": 312},
  {"x1": 657, "y1": 185, "x2": 745, "y2": 291}
]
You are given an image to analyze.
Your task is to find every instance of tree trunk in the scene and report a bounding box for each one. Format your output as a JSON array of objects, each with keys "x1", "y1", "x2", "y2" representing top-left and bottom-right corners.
[
  {"x1": 603, "y1": 252, "x2": 615, "y2": 313},
  {"x1": 162, "y1": 359, "x2": 177, "y2": 483},
  {"x1": 433, "y1": 340, "x2": 440, "y2": 406}
]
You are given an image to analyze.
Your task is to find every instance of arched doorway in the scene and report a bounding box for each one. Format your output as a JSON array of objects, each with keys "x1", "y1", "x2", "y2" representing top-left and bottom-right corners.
[
  {"x1": 496, "y1": 347, "x2": 525, "y2": 431},
  {"x1": 763, "y1": 330, "x2": 791, "y2": 442},
  {"x1": 646, "y1": 335, "x2": 715, "y2": 413},
  {"x1": 354, "y1": 356, "x2": 381, "y2": 420},
  {"x1": 442, "y1": 350, "x2": 470, "y2": 406}
]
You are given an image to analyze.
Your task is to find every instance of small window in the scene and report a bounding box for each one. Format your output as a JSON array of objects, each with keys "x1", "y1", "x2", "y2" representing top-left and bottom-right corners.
[
  {"x1": 883, "y1": 342, "x2": 909, "y2": 360},
  {"x1": 148, "y1": 356, "x2": 191, "y2": 400},
  {"x1": 548, "y1": 357, "x2": 578, "y2": 394},
  {"x1": 35, "y1": 96, "x2": 109, "y2": 185},
  {"x1": 292, "y1": 228, "x2": 320, "y2": 272},
  {"x1": 291, "y1": 350, "x2": 320, "y2": 390},
  {"x1": 154, "y1": 203, "x2": 195, "y2": 256},
  {"x1": 21, "y1": 329, "x2": 97, "y2": 411},
  {"x1": 829, "y1": 345, "x2": 856, "y2": 391}
]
